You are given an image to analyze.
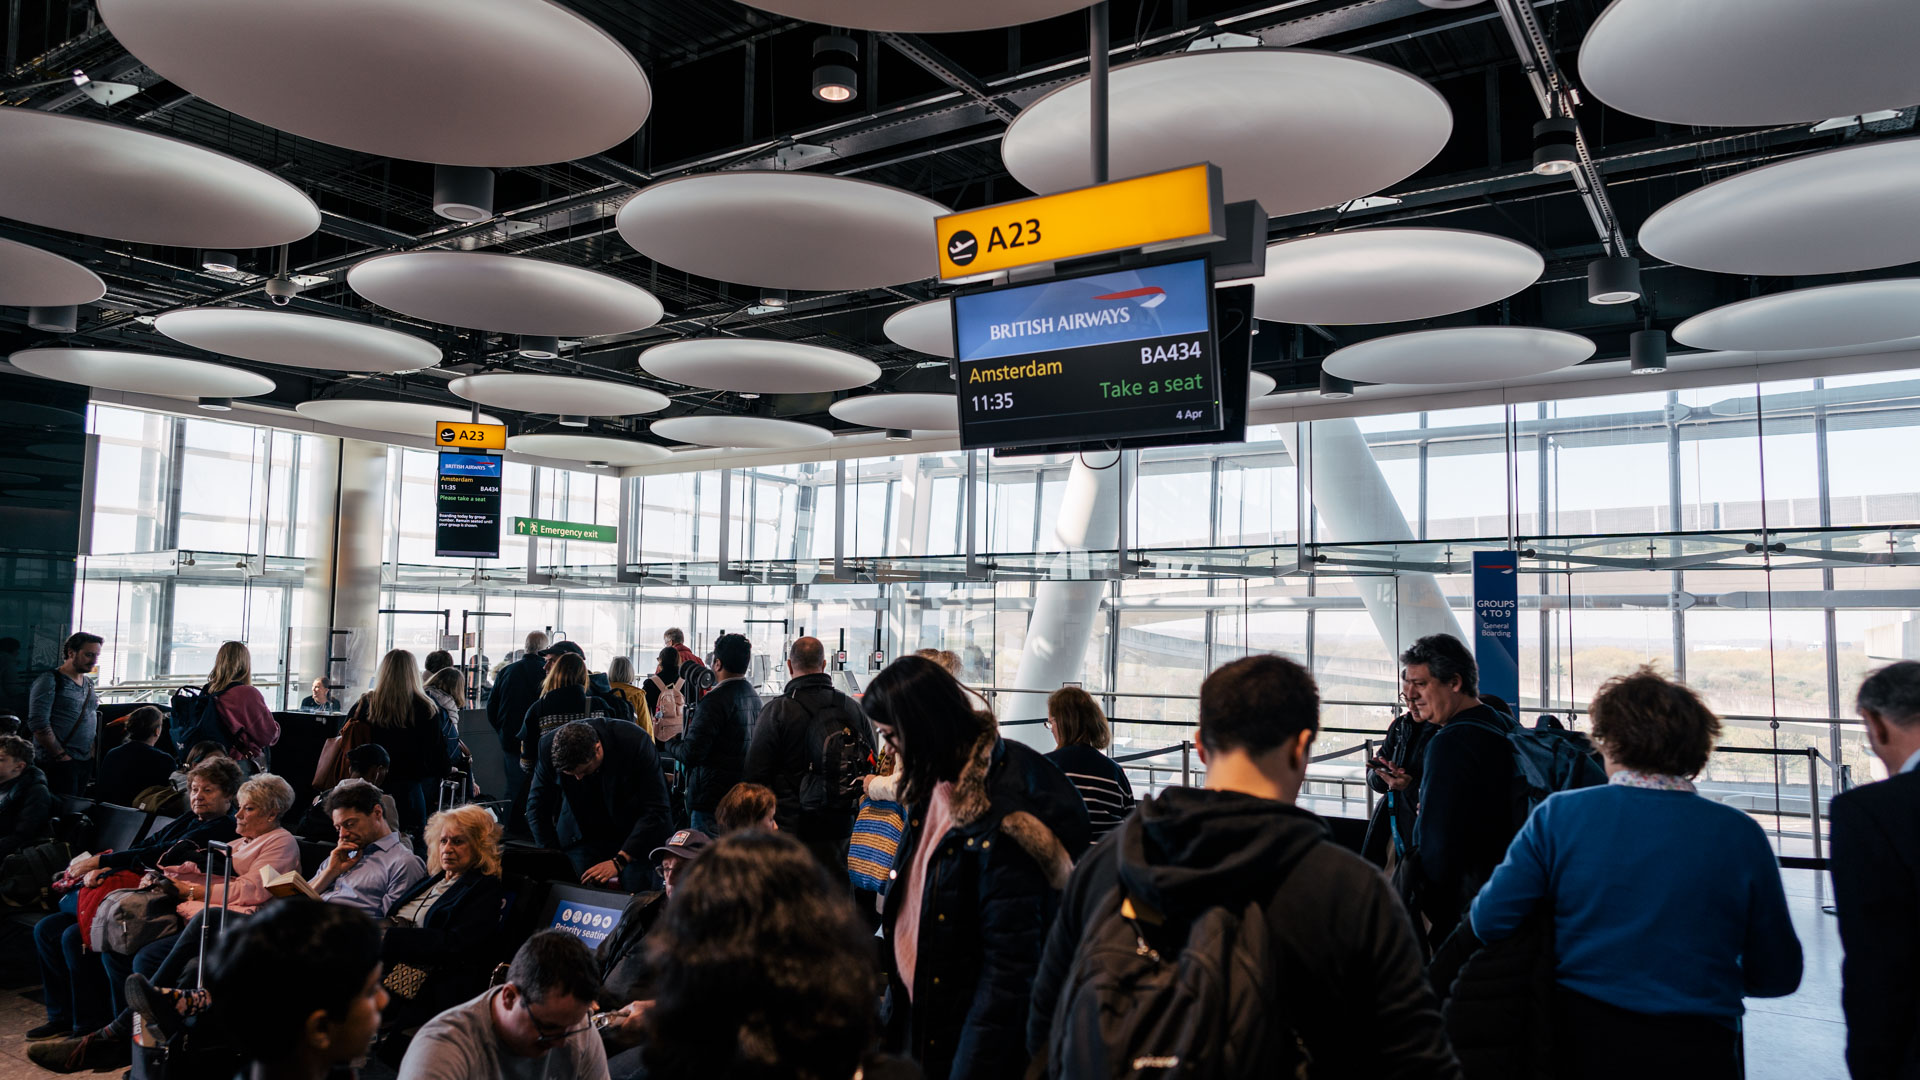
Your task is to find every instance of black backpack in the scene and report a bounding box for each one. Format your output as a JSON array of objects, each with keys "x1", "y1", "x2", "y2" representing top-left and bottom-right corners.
[
  {"x1": 167, "y1": 686, "x2": 231, "y2": 755},
  {"x1": 791, "y1": 688, "x2": 873, "y2": 814},
  {"x1": 679, "y1": 658, "x2": 717, "y2": 707},
  {"x1": 1048, "y1": 878, "x2": 1308, "y2": 1079},
  {"x1": 1450, "y1": 712, "x2": 1606, "y2": 830}
]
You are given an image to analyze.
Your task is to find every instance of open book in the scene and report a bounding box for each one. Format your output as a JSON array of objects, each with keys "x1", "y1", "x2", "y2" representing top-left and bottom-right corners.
[{"x1": 260, "y1": 865, "x2": 323, "y2": 901}]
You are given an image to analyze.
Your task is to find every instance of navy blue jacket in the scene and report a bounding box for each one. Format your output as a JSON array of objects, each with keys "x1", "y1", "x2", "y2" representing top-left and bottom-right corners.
[
  {"x1": 675, "y1": 678, "x2": 759, "y2": 815},
  {"x1": 527, "y1": 716, "x2": 672, "y2": 863},
  {"x1": 486, "y1": 654, "x2": 547, "y2": 757},
  {"x1": 1830, "y1": 769, "x2": 1920, "y2": 1079},
  {"x1": 1409, "y1": 705, "x2": 1518, "y2": 941}
]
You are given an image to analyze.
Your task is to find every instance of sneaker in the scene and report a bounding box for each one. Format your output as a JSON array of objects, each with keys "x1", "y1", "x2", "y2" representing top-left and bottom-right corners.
[
  {"x1": 24, "y1": 1020, "x2": 72, "y2": 1041},
  {"x1": 123, "y1": 974, "x2": 194, "y2": 1041},
  {"x1": 26, "y1": 1030, "x2": 131, "y2": 1074}
]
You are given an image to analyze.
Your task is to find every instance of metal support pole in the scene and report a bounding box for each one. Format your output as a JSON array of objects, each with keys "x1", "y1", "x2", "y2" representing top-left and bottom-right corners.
[
  {"x1": 1364, "y1": 739, "x2": 1377, "y2": 817},
  {"x1": 1089, "y1": 2, "x2": 1109, "y2": 184},
  {"x1": 1807, "y1": 746, "x2": 1824, "y2": 866},
  {"x1": 1181, "y1": 739, "x2": 1192, "y2": 788}
]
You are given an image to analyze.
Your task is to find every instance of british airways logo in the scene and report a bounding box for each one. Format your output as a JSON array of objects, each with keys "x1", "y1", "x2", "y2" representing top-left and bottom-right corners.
[{"x1": 1093, "y1": 286, "x2": 1168, "y2": 309}]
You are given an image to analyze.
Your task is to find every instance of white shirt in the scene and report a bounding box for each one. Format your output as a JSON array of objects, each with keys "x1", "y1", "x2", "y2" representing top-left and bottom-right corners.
[{"x1": 1900, "y1": 747, "x2": 1920, "y2": 775}]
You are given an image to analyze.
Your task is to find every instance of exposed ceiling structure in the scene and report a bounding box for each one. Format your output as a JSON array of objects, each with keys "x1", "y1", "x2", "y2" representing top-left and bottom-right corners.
[{"x1": 3, "y1": 0, "x2": 1918, "y2": 459}]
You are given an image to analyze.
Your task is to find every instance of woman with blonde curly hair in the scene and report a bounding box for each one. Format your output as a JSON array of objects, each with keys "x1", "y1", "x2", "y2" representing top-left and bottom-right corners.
[{"x1": 378, "y1": 804, "x2": 506, "y2": 1028}]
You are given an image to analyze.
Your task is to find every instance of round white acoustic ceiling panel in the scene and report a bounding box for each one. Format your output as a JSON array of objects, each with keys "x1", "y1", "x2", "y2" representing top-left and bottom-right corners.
[
  {"x1": 506, "y1": 433, "x2": 671, "y2": 467},
  {"x1": 1579, "y1": 0, "x2": 1920, "y2": 126},
  {"x1": 295, "y1": 398, "x2": 502, "y2": 438},
  {"x1": 617, "y1": 173, "x2": 947, "y2": 291},
  {"x1": 1003, "y1": 50, "x2": 1451, "y2": 217},
  {"x1": 448, "y1": 373, "x2": 669, "y2": 417},
  {"x1": 736, "y1": 0, "x2": 1089, "y2": 32},
  {"x1": 1674, "y1": 280, "x2": 1920, "y2": 353},
  {"x1": 883, "y1": 300, "x2": 954, "y2": 359},
  {"x1": 348, "y1": 252, "x2": 664, "y2": 337},
  {"x1": 640, "y1": 339, "x2": 880, "y2": 394},
  {"x1": 1248, "y1": 371, "x2": 1276, "y2": 399},
  {"x1": 154, "y1": 308, "x2": 440, "y2": 373},
  {"x1": 649, "y1": 415, "x2": 833, "y2": 450},
  {"x1": 0, "y1": 110, "x2": 318, "y2": 248},
  {"x1": 0, "y1": 239, "x2": 106, "y2": 307},
  {"x1": 1639, "y1": 140, "x2": 1920, "y2": 276},
  {"x1": 9, "y1": 348, "x2": 275, "y2": 399},
  {"x1": 97, "y1": 0, "x2": 650, "y2": 167},
  {"x1": 1322, "y1": 327, "x2": 1594, "y2": 385},
  {"x1": 828, "y1": 393, "x2": 959, "y2": 433},
  {"x1": 1254, "y1": 229, "x2": 1543, "y2": 325}
]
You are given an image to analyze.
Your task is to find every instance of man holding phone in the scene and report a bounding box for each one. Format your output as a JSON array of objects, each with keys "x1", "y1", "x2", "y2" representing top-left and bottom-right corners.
[{"x1": 1362, "y1": 689, "x2": 1434, "y2": 909}]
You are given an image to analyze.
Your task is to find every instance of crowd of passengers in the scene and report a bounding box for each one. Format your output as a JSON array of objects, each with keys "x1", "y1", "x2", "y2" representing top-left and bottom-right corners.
[{"x1": 0, "y1": 625, "x2": 1914, "y2": 1080}]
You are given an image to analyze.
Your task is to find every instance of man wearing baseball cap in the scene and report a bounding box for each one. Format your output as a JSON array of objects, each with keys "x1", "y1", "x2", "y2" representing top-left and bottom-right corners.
[{"x1": 595, "y1": 828, "x2": 712, "y2": 1074}]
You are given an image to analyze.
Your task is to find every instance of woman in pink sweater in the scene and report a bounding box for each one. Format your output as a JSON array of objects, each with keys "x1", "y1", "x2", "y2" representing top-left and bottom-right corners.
[
  {"x1": 156, "y1": 772, "x2": 300, "y2": 916},
  {"x1": 206, "y1": 641, "x2": 281, "y2": 766}
]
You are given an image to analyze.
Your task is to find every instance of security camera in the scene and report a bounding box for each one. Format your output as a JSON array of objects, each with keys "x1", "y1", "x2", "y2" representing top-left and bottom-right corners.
[{"x1": 263, "y1": 275, "x2": 301, "y2": 306}]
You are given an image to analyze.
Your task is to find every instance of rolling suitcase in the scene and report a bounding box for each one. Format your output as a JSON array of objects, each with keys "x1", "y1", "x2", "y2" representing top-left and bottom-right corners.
[{"x1": 130, "y1": 840, "x2": 241, "y2": 1079}]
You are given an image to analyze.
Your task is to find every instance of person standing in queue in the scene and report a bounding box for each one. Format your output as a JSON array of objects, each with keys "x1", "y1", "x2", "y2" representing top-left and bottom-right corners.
[
  {"x1": 744, "y1": 636, "x2": 874, "y2": 870},
  {"x1": 488, "y1": 631, "x2": 550, "y2": 835},
  {"x1": 670, "y1": 634, "x2": 758, "y2": 838},
  {"x1": 527, "y1": 719, "x2": 672, "y2": 892}
]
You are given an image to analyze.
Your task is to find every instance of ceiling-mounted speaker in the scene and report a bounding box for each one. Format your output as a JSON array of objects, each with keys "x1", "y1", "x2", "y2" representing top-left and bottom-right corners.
[{"x1": 433, "y1": 165, "x2": 495, "y2": 222}]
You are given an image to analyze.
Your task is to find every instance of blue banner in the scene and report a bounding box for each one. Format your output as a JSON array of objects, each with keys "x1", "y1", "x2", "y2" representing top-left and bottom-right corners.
[
  {"x1": 1472, "y1": 551, "x2": 1520, "y2": 710},
  {"x1": 549, "y1": 898, "x2": 623, "y2": 948},
  {"x1": 952, "y1": 257, "x2": 1212, "y2": 362}
]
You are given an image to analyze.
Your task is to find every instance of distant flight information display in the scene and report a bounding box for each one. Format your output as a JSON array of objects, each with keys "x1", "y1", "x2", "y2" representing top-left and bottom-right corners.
[
  {"x1": 951, "y1": 257, "x2": 1220, "y2": 451},
  {"x1": 435, "y1": 451, "x2": 502, "y2": 558}
]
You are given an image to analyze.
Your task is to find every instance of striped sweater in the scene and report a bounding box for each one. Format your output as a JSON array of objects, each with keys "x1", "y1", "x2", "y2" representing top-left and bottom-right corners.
[{"x1": 1045, "y1": 744, "x2": 1136, "y2": 846}]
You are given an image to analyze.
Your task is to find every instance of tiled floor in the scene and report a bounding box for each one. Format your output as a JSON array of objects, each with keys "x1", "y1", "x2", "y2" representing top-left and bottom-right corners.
[{"x1": 0, "y1": 873, "x2": 1851, "y2": 1079}]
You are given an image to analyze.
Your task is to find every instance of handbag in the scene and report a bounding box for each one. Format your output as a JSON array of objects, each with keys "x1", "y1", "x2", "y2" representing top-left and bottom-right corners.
[
  {"x1": 382, "y1": 962, "x2": 432, "y2": 1001},
  {"x1": 92, "y1": 879, "x2": 185, "y2": 956},
  {"x1": 847, "y1": 796, "x2": 906, "y2": 894},
  {"x1": 313, "y1": 702, "x2": 374, "y2": 789},
  {"x1": 76, "y1": 870, "x2": 145, "y2": 951}
]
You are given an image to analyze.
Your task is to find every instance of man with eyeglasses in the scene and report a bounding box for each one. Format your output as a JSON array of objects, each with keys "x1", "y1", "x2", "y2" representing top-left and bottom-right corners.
[{"x1": 399, "y1": 930, "x2": 631, "y2": 1080}]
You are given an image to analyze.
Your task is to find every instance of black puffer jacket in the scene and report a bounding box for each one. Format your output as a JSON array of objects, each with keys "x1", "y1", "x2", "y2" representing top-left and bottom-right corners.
[
  {"x1": 1028, "y1": 788, "x2": 1461, "y2": 1080},
  {"x1": 881, "y1": 733, "x2": 1090, "y2": 1080},
  {"x1": 675, "y1": 677, "x2": 759, "y2": 814},
  {"x1": 1362, "y1": 711, "x2": 1437, "y2": 869},
  {"x1": 1431, "y1": 916, "x2": 1555, "y2": 1080}
]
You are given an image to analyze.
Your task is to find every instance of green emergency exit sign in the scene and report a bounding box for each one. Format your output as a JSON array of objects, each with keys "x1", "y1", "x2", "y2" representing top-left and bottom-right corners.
[{"x1": 513, "y1": 516, "x2": 617, "y2": 543}]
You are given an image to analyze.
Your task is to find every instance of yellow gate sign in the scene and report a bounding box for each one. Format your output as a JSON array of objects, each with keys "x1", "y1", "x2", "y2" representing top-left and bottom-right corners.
[
  {"x1": 934, "y1": 163, "x2": 1223, "y2": 282},
  {"x1": 434, "y1": 420, "x2": 507, "y2": 451}
]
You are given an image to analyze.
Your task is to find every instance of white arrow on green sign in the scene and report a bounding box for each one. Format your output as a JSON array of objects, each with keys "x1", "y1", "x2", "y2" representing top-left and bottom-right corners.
[{"x1": 513, "y1": 516, "x2": 617, "y2": 543}]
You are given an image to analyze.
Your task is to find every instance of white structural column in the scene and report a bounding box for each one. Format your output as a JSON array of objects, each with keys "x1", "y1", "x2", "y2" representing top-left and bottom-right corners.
[
  {"x1": 297, "y1": 437, "x2": 390, "y2": 701},
  {"x1": 1003, "y1": 452, "x2": 1120, "y2": 745},
  {"x1": 1277, "y1": 419, "x2": 1464, "y2": 651}
]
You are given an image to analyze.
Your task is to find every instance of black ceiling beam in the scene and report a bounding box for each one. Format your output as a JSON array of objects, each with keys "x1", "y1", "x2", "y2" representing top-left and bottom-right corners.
[{"x1": 878, "y1": 33, "x2": 1019, "y2": 124}]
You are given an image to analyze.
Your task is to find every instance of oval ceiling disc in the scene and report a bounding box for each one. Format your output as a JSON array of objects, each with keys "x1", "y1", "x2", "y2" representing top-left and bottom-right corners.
[
  {"x1": 734, "y1": 0, "x2": 1090, "y2": 32},
  {"x1": 0, "y1": 239, "x2": 107, "y2": 307},
  {"x1": 1253, "y1": 228, "x2": 1542, "y2": 324},
  {"x1": 507, "y1": 433, "x2": 671, "y2": 466},
  {"x1": 348, "y1": 251, "x2": 665, "y2": 337},
  {"x1": 449, "y1": 373, "x2": 669, "y2": 416},
  {"x1": 884, "y1": 300, "x2": 954, "y2": 358},
  {"x1": 1674, "y1": 280, "x2": 1920, "y2": 353},
  {"x1": 1322, "y1": 327, "x2": 1594, "y2": 385},
  {"x1": 1579, "y1": 0, "x2": 1920, "y2": 126},
  {"x1": 0, "y1": 110, "x2": 318, "y2": 248},
  {"x1": 617, "y1": 172, "x2": 946, "y2": 291},
  {"x1": 155, "y1": 308, "x2": 441, "y2": 373},
  {"x1": 97, "y1": 0, "x2": 650, "y2": 166},
  {"x1": 1248, "y1": 371, "x2": 1276, "y2": 399},
  {"x1": 649, "y1": 415, "x2": 833, "y2": 450},
  {"x1": 1638, "y1": 139, "x2": 1920, "y2": 276},
  {"x1": 640, "y1": 339, "x2": 881, "y2": 394},
  {"x1": 10, "y1": 348, "x2": 276, "y2": 399},
  {"x1": 828, "y1": 393, "x2": 960, "y2": 432},
  {"x1": 295, "y1": 398, "x2": 503, "y2": 437},
  {"x1": 1003, "y1": 49, "x2": 1450, "y2": 217}
]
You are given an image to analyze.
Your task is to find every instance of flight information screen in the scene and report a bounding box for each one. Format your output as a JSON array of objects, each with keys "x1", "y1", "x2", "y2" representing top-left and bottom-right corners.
[
  {"x1": 951, "y1": 257, "x2": 1220, "y2": 451},
  {"x1": 435, "y1": 451, "x2": 502, "y2": 559}
]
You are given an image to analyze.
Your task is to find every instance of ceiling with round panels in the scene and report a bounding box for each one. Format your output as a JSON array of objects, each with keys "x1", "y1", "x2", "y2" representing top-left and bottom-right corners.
[
  {"x1": 1674, "y1": 280, "x2": 1920, "y2": 353},
  {"x1": 295, "y1": 398, "x2": 503, "y2": 437},
  {"x1": 1638, "y1": 139, "x2": 1920, "y2": 276},
  {"x1": 448, "y1": 372, "x2": 669, "y2": 417},
  {"x1": 1322, "y1": 327, "x2": 1595, "y2": 385},
  {"x1": 650, "y1": 415, "x2": 833, "y2": 450},
  {"x1": 640, "y1": 339, "x2": 880, "y2": 394},
  {"x1": 154, "y1": 308, "x2": 441, "y2": 373},
  {"x1": 348, "y1": 252, "x2": 665, "y2": 337},
  {"x1": 0, "y1": 239, "x2": 107, "y2": 307},
  {"x1": 828, "y1": 393, "x2": 959, "y2": 433},
  {"x1": 506, "y1": 433, "x2": 672, "y2": 466},
  {"x1": 1252, "y1": 229, "x2": 1543, "y2": 325},
  {"x1": 615, "y1": 173, "x2": 947, "y2": 291},
  {"x1": 737, "y1": 0, "x2": 1090, "y2": 32},
  {"x1": 1003, "y1": 49, "x2": 1452, "y2": 217},
  {"x1": 1579, "y1": 0, "x2": 1920, "y2": 127},
  {"x1": 10, "y1": 348, "x2": 277, "y2": 398},
  {"x1": 0, "y1": 110, "x2": 319, "y2": 248},
  {"x1": 883, "y1": 300, "x2": 954, "y2": 359},
  {"x1": 97, "y1": 0, "x2": 650, "y2": 167}
]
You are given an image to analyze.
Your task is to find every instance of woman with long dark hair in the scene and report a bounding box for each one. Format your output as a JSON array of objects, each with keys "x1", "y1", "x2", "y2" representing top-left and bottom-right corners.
[
  {"x1": 863, "y1": 656, "x2": 1088, "y2": 1080},
  {"x1": 356, "y1": 649, "x2": 449, "y2": 838}
]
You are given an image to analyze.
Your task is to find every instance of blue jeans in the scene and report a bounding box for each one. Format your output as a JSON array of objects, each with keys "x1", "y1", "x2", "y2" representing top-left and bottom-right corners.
[
  {"x1": 34, "y1": 893, "x2": 112, "y2": 1033},
  {"x1": 690, "y1": 810, "x2": 719, "y2": 838}
]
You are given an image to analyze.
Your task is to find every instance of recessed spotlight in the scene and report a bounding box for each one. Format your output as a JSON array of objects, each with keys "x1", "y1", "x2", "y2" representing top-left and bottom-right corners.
[
  {"x1": 518, "y1": 335, "x2": 560, "y2": 360},
  {"x1": 1587, "y1": 256, "x2": 1641, "y2": 305},
  {"x1": 201, "y1": 251, "x2": 240, "y2": 274},
  {"x1": 812, "y1": 35, "x2": 859, "y2": 103},
  {"x1": 433, "y1": 165, "x2": 495, "y2": 222},
  {"x1": 1629, "y1": 328, "x2": 1667, "y2": 375},
  {"x1": 584, "y1": 459, "x2": 610, "y2": 469},
  {"x1": 885, "y1": 428, "x2": 912, "y2": 442},
  {"x1": 1319, "y1": 371, "x2": 1355, "y2": 400},
  {"x1": 1532, "y1": 117, "x2": 1579, "y2": 177},
  {"x1": 557, "y1": 414, "x2": 589, "y2": 428},
  {"x1": 198, "y1": 396, "x2": 233, "y2": 412},
  {"x1": 738, "y1": 392, "x2": 761, "y2": 400},
  {"x1": 760, "y1": 288, "x2": 789, "y2": 309}
]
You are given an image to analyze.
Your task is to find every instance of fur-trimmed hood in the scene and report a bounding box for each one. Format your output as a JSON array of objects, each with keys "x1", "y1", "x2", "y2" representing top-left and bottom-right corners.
[{"x1": 947, "y1": 730, "x2": 1089, "y2": 889}]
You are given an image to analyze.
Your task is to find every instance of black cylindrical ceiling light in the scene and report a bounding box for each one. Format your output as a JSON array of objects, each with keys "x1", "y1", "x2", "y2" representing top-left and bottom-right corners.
[
  {"x1": 27, "y1": 305, "x2": 77, "y2": 333},
  {"x1": 197, "y1": 396, "x2": 233, "y2": 411},
  {"x1": 557, "y1": 414, "x2": 590, "y2": 428},
  {"x1": 1588, "y1": 255, "x2": 1642, "y2": 305},
  {"x1": 812, "y1": 34, "x2": 859, "y2": 103},
  {"x1": 201, "y1": 250, "x2": 240, "y2": 274},
  {"x1": 885, "y1": 428, "x2": 912, "y2": 442},
  {"x1": 433, "y1": 165, "x2": 495, "y2": 222},
  {"x1": 1532, "y1": 117, "x2": 1579, "y2": 176},
  {"x1": 760, "y1": 287, "x2": 789, "y2": 309},
  {"x1": 518, "y1": 335, "x2": 560, "y2": 360},
  {"x1": 1319, "y1": 370, "x2": 1355, "y2": 400},
  {"x1": 584, "y1": 459, "x2": 610, "y2": 470},
  {"x1": 1629, "y1": 329, "x2": 1668, "y2": 375}
]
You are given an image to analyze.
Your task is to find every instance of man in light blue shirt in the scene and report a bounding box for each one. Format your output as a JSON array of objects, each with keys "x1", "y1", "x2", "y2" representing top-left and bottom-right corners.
[
  {"x1": 310, "y1": 779, "x2": 426, "y2": 918},
  {"x1": 26, "y1": 632, "x2": 102, "y2": 796}
]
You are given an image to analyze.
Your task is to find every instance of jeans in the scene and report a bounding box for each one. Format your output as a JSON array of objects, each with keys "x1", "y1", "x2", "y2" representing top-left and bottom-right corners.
[
  {"x1": 103, "y1": 910, "x2": 234, "y2": 1038},
  {"x1": 690, "y1": 810, "x2": 719, "y2": 837},
  {"x1": 40, "y1": 757, "x2": 94, "y2": 797},
  {"x1": 34, "y1": 893, "x2": 112, "y2": 1033}
]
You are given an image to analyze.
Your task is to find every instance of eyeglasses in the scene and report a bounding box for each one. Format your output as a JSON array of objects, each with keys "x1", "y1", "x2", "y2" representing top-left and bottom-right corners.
[{"x1": 525, "y1": 1001, "x2": 610, "y2": 1045}]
